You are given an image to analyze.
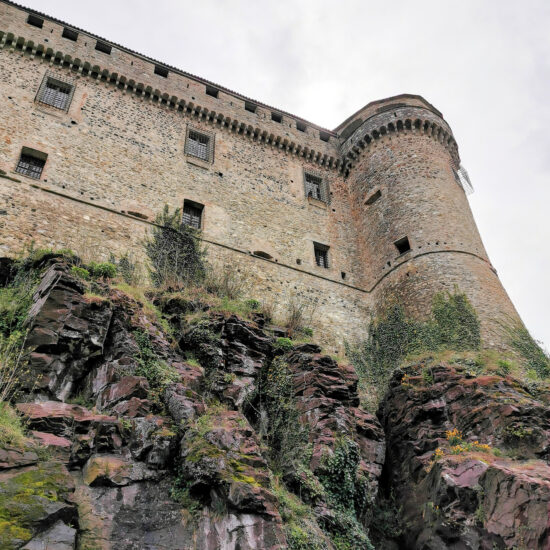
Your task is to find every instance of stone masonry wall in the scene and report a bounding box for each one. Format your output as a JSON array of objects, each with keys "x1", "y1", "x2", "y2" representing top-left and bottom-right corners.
[{"x1": 0, "y1": 0, "x2": 528, "y2": 353}]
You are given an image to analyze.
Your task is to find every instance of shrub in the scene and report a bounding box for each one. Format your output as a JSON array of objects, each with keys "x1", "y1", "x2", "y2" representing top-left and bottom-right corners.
[
  {"x1": 70, "y1": 266, "x2": 90, "y2": 280},
  {"x1": 88, "y1": 261, "x2": 117, "y2": 279},
  {"x1": 110, "y1": 252, "x2": 139, "y2": 285},
  {"x1": 145, "y1": 205, "x2": 206, "y2": 288},
  {"x1": 284, "y1": 294, "x2": 318, "y2": 336},
  {"x1": 244, "y1": 299, "x2": 260, "y2": 311},
  {"x1": 274, "y1": 337, "x2": 294, "y2": 353},
  {"x1": 205, "y1": 265, "x2": 249, "y2": 300}
]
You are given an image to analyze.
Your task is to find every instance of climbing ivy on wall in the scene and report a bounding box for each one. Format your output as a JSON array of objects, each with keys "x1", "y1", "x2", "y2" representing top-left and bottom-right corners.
[{"x1": 346, "y1": 289, "x2": 481, "y2": 408}]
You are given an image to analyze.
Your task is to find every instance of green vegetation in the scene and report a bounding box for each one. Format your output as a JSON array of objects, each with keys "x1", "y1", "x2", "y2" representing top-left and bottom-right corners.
[
  {"x1": 272, "y1": 479, "x2": 331, "y2": 550},
  {"x1": 145, "y1": 205, "x2": 206, "y2": 287},
  {"x1": 87, "y1": 261, "x2": 117, "y2": 279},
  {"x1": 256, "y1": 357, "x2": 307, "y2": 472},
  {"x1": 505, "y1": 323, "x2": 550, "y2": 378},
  {"x1": 346, "y1": 290, "x2": 481, "y2": 409},
  {"x1": 274, "y1": 337, "x2": 294, "y2": 354},
  {"x1": 0, "y1": 462, "x2": 72, "y2": 549},
  {"x1": 133, "y1": 330, "x2": 179, "y2": 407},
  {"x1": 70, "y1": 266, "x2": 90, "y2": 280},
  {"x1": 317, "y1": 438, "x2": 374, "y2": 550},
  {"x1": 0, "y1": 402, "x2": 26, "y2": 448}
]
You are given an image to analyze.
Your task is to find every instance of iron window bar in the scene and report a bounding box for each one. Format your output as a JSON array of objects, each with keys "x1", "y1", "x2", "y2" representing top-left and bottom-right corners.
[
  {"x1": 304, "y1": 171, "x2": 330, "y2": 204},
  {"x1": 185, "y1": 127, "x2": 214, "y2": 163},
  {"x1": 314, "y1": 243, "x2": 330, "y2": 268},
  {"x1": 36, "y1": 73, "x2": 75, "y2": 112},
  {"x1": 16, "y1": 154, "x2": 45, "y2": 179},
  {"x1": 182, "y1": 203, "x2": 202, "y2": 229}
]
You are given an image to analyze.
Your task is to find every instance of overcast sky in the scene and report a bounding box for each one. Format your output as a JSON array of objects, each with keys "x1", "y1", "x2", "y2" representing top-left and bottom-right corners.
[{"x1": 18, "y1": 0, "x2": 550, "y2": 347}]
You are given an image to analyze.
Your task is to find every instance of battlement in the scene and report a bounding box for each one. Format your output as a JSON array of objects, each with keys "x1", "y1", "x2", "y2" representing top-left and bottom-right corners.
[{"x1": 0, "y1": 0, "x2": 524, "y2": 352}]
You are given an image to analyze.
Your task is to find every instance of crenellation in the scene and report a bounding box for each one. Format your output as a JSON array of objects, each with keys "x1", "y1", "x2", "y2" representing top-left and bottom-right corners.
[{"x1": 0, "y1": 0, "x2": 525, "y2": 352}]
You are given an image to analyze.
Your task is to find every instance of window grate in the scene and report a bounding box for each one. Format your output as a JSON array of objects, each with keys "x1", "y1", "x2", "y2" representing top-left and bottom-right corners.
[
  {"x1": 304, "y1": 172, "x2": 330, "y2": 204},
  {"x1": 16, "y1": 153, "x2": 45, "y2": 179},
  {"x1": 185, "y1": 127, "x2": 214, "y2": 162},
  {"x1": 36, "y1": 73, "x2": 75, "y2": 111},
  {"x1": 182, "y1": 203, "x2": 203, "y2": 229},
  {"x1": 314, "y1": 243, "x2": 329, "y2": 268}
]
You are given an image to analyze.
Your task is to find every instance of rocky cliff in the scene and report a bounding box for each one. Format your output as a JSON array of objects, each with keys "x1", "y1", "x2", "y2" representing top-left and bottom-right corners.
[{"x1": 0, "y1": 257, "x2": 549, "y2": 549}]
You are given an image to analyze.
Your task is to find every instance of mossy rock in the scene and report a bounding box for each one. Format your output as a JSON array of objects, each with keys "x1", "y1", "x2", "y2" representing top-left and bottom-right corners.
[{"x1": 0, "y1": 462, "x2": 76, "y2": 549}]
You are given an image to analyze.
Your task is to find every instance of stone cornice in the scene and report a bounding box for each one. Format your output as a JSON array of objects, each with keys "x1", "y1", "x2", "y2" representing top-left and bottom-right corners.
[{"x1": 0, "y1": 28, "x2": 343, "y2": 171}]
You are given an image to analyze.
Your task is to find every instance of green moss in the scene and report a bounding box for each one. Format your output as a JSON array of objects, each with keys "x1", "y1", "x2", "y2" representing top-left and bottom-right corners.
[{"x1": 0, "y1": 463, "x2": 71, "y2": 549}]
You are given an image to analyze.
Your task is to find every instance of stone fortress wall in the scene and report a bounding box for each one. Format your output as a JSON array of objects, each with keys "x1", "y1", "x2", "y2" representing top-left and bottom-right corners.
[{"x1": 0, "y1": 0, "x2": 522, "y2": 352}]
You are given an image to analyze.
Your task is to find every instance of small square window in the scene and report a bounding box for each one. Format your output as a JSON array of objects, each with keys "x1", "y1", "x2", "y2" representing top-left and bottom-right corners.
[
  {"x1": 304, "y1": 172, "x2": 329, "y2": 203},
  {"x1": 319, "y1": 131, "x2": 330, "y2": 142},
  {"x1": 182, "y1": 200, "x2": 204, "y2": 229},
  {"x1": 296, "y1": 121, "x2": 307, "y2": 132},
  {"x1": 185, "y1": 128, "x2": 214, "y2": 162},
  {"x1": 314, "y1": 243, "x2": 329, "y2": 268},
  {"x1": 15, "y1": 148, "x2": 47, "y2": 180},
  {"x1": 36, "y1": 74, "x2": 74, "y2": 111},
  {"x1": 62, "y1": 27, "x2": 78, "y2": 41},
  {"x1": 394, "y1": 237, "x2": 411, "y2": 255},
  {"x1": 206, "y1": 85, "x2": 219, "y2": 98},
  {"x1": 154, "y1": 65, "x2": 169, "y2": 78},
  {"x1": 245, "y1": 101, "x2": 257, "y2": 113},
  {"x1": 95, "y1": 41, "x2": 112, "y2": 55},
  {"x1": 27, "y1": 14, "x2": 44, "y2": 28},
  {"x1": 271, "y1": 112, "x2": 282, "y2": 123}
]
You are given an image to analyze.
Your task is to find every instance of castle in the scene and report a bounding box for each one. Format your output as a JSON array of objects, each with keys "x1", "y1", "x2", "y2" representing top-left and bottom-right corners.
[{"x1": 0, "y1": 0, "x2": 523, "y2": 352}]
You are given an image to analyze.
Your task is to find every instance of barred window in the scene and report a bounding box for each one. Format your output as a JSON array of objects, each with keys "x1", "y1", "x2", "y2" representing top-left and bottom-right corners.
[
  {"x1": 304, "y1": 172, "x2": 329, "y2": 203},
  {"x1": 185, "y1": 128, "x2": 214, "y2": 162},
  {"x1": 182, "y1": 200, "x2": 203, "y2": 229},
  {"x1": 15, "y1": 148, "x2": 47, "y2": 180},
  {"x1": 314, "y1": 243, "x2": 329, "y2": 268},
  {"x1": 36, "y1": 74, "x2": 74, "y2": 111}
]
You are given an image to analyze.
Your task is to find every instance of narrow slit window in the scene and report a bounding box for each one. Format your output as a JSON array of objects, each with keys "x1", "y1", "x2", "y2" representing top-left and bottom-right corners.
[
  {"x1": 185, "y1": 128, "x2": 214, "y2": 162},
  {"x1": 36, "y1": 74, "x2": 74, "y2": 111},
  {"x1": 304, "y1": 172, "x2": 329, "y2": 203},
  {"x1": 154, "y1": 65, "x2": 169, "y2": 78},
  {"x1": 95, "y1": 41, "x2": 112, "y2": 54},
  {"x1": 62, "y1": 27, "x2": 78, "y2": 41},
  {"x1": 314, "y1": 243, "x2": 330, "y2": 268},
  {"x1": 394, "y1": 237, "x2": 411, "y2": 255},
  {"x1": 365, "y1": 189, "x2": 382, "y2": 205},
  {"x1": 182, "y1": 200, "x2": 204, "y2": 229},
  {"x1": 15, "y1": 148, "x2": 47, "y2": 180},
  {"x1": 27, "y1": 14, "x2": 44, "y2": 28},
  {"x1": 271, "y1": 112, "x2": 282, "y2": 123},
  {"x1": 205, "y1": 85, "x2": 219, "y2": 98}
]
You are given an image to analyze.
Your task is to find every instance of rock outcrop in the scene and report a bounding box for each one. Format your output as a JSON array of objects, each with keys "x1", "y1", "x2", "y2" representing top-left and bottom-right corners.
[
  {"x1": 379, "y1": 360, "x2": 550, "y2": 549},
  {"x1": 2, "y1": 259, "x2": 550, "y2": 549}
]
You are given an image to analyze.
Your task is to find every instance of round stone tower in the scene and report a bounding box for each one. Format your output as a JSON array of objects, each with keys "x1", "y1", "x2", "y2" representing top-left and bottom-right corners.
[{"x1": 337, "y1": 95, "x2": 522, "y2": 349}]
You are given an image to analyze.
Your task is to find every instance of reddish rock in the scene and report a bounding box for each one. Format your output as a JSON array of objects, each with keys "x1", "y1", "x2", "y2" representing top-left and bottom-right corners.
[
  {"x1": 380, "y1": 361, "x2": 550, "y2": 549},
  {"x1": 98, "y1": 375, "x2": 149, "y2": 408}
]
